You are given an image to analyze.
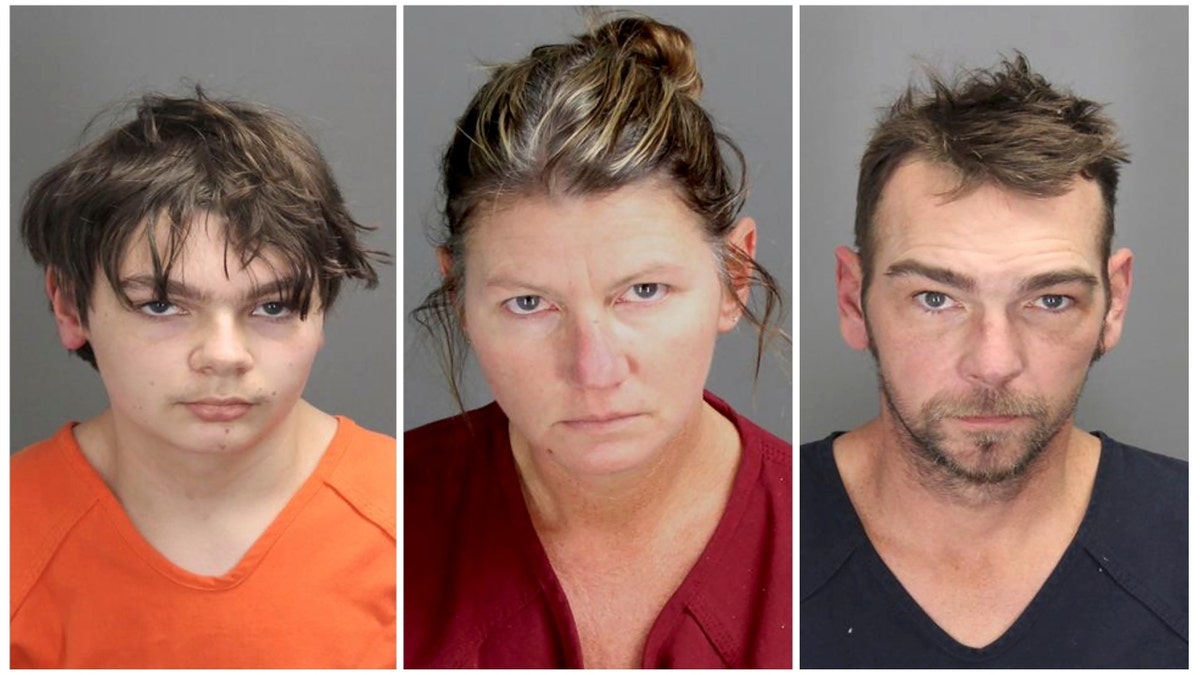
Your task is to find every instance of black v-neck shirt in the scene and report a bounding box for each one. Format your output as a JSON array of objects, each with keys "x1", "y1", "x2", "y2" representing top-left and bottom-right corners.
[{"x1": 799, "y1": 433, "x2": 1187, "y2": 668}]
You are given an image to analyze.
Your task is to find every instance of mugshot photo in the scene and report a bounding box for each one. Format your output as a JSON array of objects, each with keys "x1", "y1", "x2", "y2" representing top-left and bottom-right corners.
[
  {"x1": 10, "y1": 6, "x2": 396, "y2": 668},
  {"x1": 798, "y1": 6, "x2": 1185, "y2": 668},
  {"x1": 404, "y1": 5, "x2": 792, "y2": 668}
]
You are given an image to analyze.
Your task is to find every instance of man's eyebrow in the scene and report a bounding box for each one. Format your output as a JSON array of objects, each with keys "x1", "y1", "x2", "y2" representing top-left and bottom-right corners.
[
  {"x1": 883, "y1": 260, "x2": 977, "y2": 292},
  {"x1": 1017, "y1": 269, "x2": 1099, "y2": 294},
  {"x1": 119, "y1": 275, "x2": 299, "y2": 302}
]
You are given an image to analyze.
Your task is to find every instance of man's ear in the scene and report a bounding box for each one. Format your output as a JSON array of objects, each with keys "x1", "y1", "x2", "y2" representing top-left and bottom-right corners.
[
  {"x1": 835, "y1": 246, "x2": 870, "y2": 351},
  {"x1": 1100, "y1": 248, "x2": 1133, "y2": 353},
  {"x1": 718, "y1": 217, "x2": 757, "y2": 332},
  {"x1": 45, "y1": 268, "x2": 89, "y2": 350}
]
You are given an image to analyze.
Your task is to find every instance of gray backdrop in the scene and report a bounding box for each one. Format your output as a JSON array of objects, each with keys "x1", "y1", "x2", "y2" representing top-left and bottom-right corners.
[
  {"x1": 404, "y1": 6, "x2": 793, "y2": 439},
  {"x1": 798, "y1": 7, "x2": 1187, "y2": 460},
  {"x1": 10, "y1": 6, "x2": 397, "y2": 451}
]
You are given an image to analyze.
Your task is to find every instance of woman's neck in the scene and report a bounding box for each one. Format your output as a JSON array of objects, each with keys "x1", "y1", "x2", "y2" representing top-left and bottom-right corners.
[{"x1": 511, "y1": 400, "x2": 742, "y2": 539}]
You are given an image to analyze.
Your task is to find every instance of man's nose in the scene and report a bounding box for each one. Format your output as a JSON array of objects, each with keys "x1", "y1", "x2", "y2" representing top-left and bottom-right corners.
[{"x1": 959, "y1": 310, "x2": 1025, "y2": 389}]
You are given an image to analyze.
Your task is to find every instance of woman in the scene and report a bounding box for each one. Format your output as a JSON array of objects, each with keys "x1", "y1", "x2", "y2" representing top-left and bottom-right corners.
[{"x1": 405, "y1": 12, "x2": 791, "y2": 668}]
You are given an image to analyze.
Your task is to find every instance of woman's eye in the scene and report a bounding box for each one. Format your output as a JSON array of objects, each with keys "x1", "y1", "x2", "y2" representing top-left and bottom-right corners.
[
  {"x1": 1034, "y1": 294, "x2": 1073, "y2": 312},
  {"x1": 622, "y1": 282, "x2": 668, "y2": 303},
  {"x1": 253, "y1": 301, "x2": 293, "y2": 318},
  {"x1": 915, "y1": 291, "x2": 953, "y2": 311},
  {"x1": 503, "y1": 295, "x2": 548, "y2": 315},
  {"x1": 139, "y1": 300, "x2": 182, "y2": 317}
]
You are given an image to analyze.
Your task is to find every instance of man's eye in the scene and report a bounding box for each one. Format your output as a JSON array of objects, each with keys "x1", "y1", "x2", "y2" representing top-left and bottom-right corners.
[
  {"x1": 621, "y1": 283, "x2": 668, "y2": 303},
  {"x1": 915, "y1": 291, "x2": 953, "y2": 311},
  {"x1": 503, "y1": 295, "x2": 549, "y2": 315},
  {"x1": 1034, "y1": 294, "x2": 1073, "y2": 312},
  {"x1": 253, "y1": 301, "x2": 293, "y2": 318},
  {"x1": 139, "y1": 300, "x2": 182, "y2": 317}
]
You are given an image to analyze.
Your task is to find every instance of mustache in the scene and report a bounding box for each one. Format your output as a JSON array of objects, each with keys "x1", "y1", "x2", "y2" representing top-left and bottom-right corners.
[{"x1": 923, "y1": 389, "x2": 1050, "y2": 421}]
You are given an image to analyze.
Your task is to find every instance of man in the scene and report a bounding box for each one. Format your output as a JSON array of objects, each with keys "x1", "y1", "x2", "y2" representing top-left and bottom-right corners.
[
  {"x1": 799, "y1": 55, "x2": 1186, "y2": 667},
  {"x1": 11, "y1": 92, "x2": 396, "y2": 668}
]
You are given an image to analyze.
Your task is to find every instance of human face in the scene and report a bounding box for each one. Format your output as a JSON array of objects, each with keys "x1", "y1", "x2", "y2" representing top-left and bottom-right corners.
[
  {"x1": 837, "y1": 159, "x2": 1132, "y2": 487},
  {"x1": 67, "y1": 213, "x2": 325, "y2": 455},
  {"x1": 458, "y1": 180, "x2": 747, "y2": 477}
]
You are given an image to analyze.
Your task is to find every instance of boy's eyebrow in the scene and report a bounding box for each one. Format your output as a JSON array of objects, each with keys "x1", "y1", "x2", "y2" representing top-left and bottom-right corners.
[{"x1": 119, "y1": 275, "x2": 299, "y2": 302}]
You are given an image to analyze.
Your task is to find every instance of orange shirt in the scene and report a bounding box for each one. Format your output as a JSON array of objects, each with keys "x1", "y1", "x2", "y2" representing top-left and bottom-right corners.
[{"x1": 10, "y1": 416, "x2": 396, "y2": 668}]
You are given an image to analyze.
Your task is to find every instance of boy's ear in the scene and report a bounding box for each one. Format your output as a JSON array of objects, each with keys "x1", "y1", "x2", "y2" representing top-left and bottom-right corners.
[{"x1": 45, "y1": 269, "x2": 89, "y2": 350}]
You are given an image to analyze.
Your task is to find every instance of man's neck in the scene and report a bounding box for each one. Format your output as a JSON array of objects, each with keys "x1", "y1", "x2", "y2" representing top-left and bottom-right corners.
[{"x1": 835, "y1": 418, "x2": 1101, "y2": 558}]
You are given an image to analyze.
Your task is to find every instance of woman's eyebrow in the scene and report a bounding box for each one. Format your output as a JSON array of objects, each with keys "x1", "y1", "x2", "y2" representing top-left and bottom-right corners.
[
  {"x1": 483, "y1": 274, "x2": 555, "y2": 297},
  {"x1": 609, "y1": 263, "x2": 687, "y2": 290}
]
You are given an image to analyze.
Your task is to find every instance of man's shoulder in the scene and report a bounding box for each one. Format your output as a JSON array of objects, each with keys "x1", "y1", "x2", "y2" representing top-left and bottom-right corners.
[
  {"x1": 797, "y1": 433, "x2": 867, "y2": 602},
  {"x1": 798, "y1": 433, "x2": 840, "y2": 494},
  {"x1": 324, "y1": 417, "x2": 397, "y2": 539},
  {"x1": 1093, "y1": 434, "x2": 1187, "y2": 516},
  {"x1": 1082, "y1": 434, "x2": 1188, "y2": 637}
]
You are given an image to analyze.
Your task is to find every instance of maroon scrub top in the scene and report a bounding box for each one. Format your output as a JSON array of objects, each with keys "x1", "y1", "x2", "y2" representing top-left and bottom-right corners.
[{"x1": 404, "y1": 391, "x2": 792, "y2": 668}]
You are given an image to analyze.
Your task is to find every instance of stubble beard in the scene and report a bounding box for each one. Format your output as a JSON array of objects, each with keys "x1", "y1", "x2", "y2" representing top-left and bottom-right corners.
[
  {"x1": 869, "y1": 326, "x2": 1105, "y2": 503},
  {"x1": 879, "y1": 376, "x2": 1080, "y2": 502}
]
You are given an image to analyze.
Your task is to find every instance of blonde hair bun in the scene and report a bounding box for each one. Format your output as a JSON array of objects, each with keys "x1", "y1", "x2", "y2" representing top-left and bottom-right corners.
[{"x1": 583, "y1": 16, "x2": 703, "y2": 100}]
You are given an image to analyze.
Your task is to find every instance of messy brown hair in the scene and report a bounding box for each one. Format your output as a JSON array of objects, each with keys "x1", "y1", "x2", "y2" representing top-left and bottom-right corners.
[
  {"x1": 21, "y1": 88, "x2": 384, "y2": 367},
  {"x1": 414, "y1": 14, "x2": 786, "y2": 410},
  {"x1": 855, "y1": 53, "x2": 1129, "y2": 295}
]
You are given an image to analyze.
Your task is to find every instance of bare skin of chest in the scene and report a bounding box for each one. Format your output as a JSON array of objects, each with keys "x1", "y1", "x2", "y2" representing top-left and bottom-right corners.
[
  {"x1": 134, "y1": 510, "x2": 280, "y2": 577},
  {"x1": 874, "y1": 541, "x2": 1065, "y2": 648},
  {"x1": 547, "y1": 532, "x2": 707, "y2": 668}
]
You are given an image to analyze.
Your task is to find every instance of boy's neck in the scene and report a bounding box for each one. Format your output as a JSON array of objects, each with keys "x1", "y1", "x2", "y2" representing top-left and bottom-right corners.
[{"x1": 74, "y1": 400, "x2": 336, "y2": 515}]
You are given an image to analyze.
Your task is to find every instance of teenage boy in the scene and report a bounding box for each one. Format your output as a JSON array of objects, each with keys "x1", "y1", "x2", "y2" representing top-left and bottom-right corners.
[{"x1": 11, "y1": 92, "x2": 396, "y2": 668}]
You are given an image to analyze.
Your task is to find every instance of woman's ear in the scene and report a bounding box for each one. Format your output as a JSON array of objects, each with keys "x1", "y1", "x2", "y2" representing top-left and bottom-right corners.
[
  {"x1": 45, "y1": 268, "x2": 89, "y2": 350},
  {"x1": 718, "y1": 217, "x2": 757, "y2": 332}
]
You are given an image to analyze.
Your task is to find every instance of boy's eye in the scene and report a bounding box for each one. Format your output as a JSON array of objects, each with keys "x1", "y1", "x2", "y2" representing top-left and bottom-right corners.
[
  {"x1": 139, "y1": 300, "x2": 182, "y2": 317},
  {"x1": 253, "y1": 301, "x2": 293, "y2": 318}
]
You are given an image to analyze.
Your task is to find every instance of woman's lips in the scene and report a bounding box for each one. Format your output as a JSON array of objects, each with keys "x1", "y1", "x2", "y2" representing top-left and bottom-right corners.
[{"x1": 560, "y1": 413, "x2": 644, "y2": 433}]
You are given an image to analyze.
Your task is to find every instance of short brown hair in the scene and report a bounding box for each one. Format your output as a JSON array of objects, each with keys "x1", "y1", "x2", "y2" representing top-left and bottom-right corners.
[
  {"x1": 855, "y1": 53, "x2": 1129, "y2": 292},
  {"x1": 21, "y1": 88, "x2": 384, "y2": 367},
  {"x1": 415, "y1": 14, "x2": 786, "y2": 410}
]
